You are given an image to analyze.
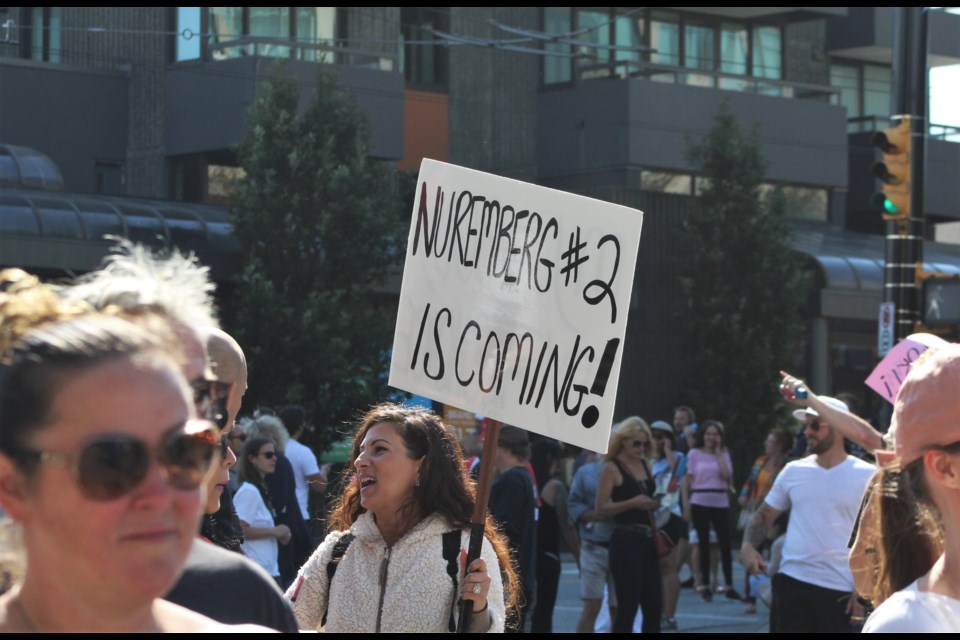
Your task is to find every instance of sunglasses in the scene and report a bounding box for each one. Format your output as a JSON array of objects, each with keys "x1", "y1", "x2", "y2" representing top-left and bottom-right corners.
[
  {"x1": 805, "y1": 420, "x2": 823, "y2": 432},
  {"x1": 191, "y1": 378, "x2": 231, "y2": 429},
  {"x1": 631, "y1": 439, "x2": 650, "y2": 447},
  {"x1": 259, "y1": 450, "x2": 276, "y2": 460},
  {"x1": 13, "y1": 420, "x2": 220, "y2": 502}
]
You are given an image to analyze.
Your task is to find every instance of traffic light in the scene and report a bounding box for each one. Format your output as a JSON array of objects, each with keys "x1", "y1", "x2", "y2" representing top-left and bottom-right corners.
[
  {"x1": 870, "y1": 116, "x2": 912, "y2": 223},
  {"x1": 918, "y1": 269, "x2": 960, "y2": 328}
]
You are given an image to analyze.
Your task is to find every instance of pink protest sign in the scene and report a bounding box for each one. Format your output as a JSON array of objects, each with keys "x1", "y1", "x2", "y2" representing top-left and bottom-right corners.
[{"x1": 865, "y1": 333, "x2": 949, "y2": 403}]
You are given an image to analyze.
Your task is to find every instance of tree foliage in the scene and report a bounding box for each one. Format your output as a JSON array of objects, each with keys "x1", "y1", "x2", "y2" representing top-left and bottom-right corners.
[
  {"x1": 677, "y1": 102, "x2": 809, "y2": 478},
  {"x1": 227, "y1": 65, "x2": 405, "y2": 452}
]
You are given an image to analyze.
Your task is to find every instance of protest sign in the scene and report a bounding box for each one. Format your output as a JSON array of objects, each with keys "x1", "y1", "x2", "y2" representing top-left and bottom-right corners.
[
  {"x1": 389, "y1": 159, "x2": 642, "y2": 452},
  {"x1": 865, "y1": 332, "x2": 949, "y2": 403}
]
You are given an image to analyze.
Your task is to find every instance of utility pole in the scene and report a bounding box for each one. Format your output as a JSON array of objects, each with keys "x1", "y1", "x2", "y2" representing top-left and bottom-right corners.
[{"x1": 882, "y1": 7, "x2": 927, "y2": 342}]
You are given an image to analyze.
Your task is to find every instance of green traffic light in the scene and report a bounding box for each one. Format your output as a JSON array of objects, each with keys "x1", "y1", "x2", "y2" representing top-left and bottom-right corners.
[{"x1": 883, "y1": 198, "x2": 899, "y2": 215}]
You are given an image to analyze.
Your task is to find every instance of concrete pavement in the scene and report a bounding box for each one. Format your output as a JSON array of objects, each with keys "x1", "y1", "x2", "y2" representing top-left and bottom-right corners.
[{"x1": 549, "y1": 550, "x2": 769, "y2": 633}]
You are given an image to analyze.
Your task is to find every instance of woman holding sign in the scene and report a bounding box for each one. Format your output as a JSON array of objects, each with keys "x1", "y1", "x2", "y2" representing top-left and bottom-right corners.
[
  {"x1": 286, "y1": 403, "x2": 517, "y2": 632},
  {"x1": 595, "y1": 417, "x2": 663, "y2": 633}
]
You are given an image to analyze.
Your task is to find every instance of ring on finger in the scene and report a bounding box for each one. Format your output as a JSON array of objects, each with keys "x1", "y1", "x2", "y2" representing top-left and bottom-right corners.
[{"x1": 472, "y1": 582, "x2": 482, "y2": 594}]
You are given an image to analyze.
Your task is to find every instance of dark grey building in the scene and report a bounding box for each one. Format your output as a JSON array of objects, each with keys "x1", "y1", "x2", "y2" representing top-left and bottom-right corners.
[{"x1": 2, "y1": 7, "x2": 959, "y2": 425}]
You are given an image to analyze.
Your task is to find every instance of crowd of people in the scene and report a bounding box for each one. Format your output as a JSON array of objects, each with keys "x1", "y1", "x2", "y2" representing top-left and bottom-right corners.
[
  {"x1": 0, "y1": 242, "x2": 515, "y2": 632},
  {"x1": 0, "y1": 238, "x2": 958, "y2": 633}
]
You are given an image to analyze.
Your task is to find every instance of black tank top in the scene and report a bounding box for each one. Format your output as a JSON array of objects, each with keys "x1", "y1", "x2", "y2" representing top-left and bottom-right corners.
[
  {"x1": 537, "y1": 495, "x2": 560, "y2": 556},
  {"x1": 610, "y1": 458, "x2": 655, "y2": 525}
]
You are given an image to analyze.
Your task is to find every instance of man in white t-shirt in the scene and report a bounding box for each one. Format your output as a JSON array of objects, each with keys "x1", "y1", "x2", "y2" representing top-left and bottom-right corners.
[
  {"x1": 278, "y1": 405, "x2": 326, "y2": 523},
  {"x1": 741, "y1": 388, "x2": 874, "y2": 633}
]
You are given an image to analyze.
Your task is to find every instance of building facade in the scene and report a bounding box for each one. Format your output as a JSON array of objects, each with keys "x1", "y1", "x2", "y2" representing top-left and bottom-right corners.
[{"x1": 2, "y1": 7, "x2": 959, "y2": 426}]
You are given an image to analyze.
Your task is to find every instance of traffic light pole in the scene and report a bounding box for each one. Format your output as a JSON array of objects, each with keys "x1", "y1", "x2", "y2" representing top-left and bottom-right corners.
[{"x1": 884, "y1": 7, "x2": 927, "y2": 342}]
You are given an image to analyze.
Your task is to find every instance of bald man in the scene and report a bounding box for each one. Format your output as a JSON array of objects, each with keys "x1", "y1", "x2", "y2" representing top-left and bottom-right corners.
[{"x1": 203, "y1": 327, "x2": 248, "y2": 426}]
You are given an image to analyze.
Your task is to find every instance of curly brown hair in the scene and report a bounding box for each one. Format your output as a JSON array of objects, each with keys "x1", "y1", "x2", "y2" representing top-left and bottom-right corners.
[{"x1": 328, "y1": 403, "x2": 520, "y2": 621}]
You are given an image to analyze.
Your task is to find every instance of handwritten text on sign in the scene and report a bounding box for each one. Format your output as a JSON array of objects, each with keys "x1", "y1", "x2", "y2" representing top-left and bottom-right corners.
[
  {"x1": 865, "y1": 333, "x2": 949, "y2": 403},
  {"x1": 389, "y1": 160, "x2": 643, "y2": 452}
]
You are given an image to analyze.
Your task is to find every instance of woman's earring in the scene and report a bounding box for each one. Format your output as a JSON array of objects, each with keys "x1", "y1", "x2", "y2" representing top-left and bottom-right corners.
[{"x1": 415, "y1": 478, "x2": 420, "y2": 488}]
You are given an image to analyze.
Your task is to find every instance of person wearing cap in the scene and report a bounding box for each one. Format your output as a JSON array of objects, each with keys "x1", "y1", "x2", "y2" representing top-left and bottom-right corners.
[
  {"x1": 857, "y1": 345, "x2": 960, "y2": 632},
  {"x1": 489, "y1": 425, "x2": 537, "y2": 632},
  {"x1": 650, "y1": 419, "x2": 687, "y2": 630},
  {"x1": 740, "y1": 374, "x2": 874, "y2": 633}
]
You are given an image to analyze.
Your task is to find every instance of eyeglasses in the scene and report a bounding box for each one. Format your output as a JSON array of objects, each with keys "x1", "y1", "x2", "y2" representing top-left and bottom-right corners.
[
  {"x1": 805, "y1": 420, "x2": 823, "y2": 432},
  {"x1": 191, "y1": 378, "x2": 231, "y2": 430},
  {"x1": 631, "y1": 440, "x2": 650, "y2": 447},
  {"x1": 12, "y1": 420, "x2": 220, "y2": 502},
  {"x1": 259, "y1": 450, "x2": 276, "y2": 460}
]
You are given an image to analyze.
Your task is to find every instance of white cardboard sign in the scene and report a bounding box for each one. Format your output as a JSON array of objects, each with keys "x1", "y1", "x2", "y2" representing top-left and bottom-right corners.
[{"x1": 388, "y1": 160, "x2": 643, "y2": 452}]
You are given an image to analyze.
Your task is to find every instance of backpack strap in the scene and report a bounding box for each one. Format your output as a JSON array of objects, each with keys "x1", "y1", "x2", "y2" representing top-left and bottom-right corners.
[
  {"x1": 442, "y1": 530, "x2": 462, "y2": 633},
  {"x1": 321, "y1": 532, "x2": 355, "y2": 627}
]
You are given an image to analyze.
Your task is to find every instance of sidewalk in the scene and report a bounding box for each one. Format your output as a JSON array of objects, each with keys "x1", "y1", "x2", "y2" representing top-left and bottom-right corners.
[{"x1": 552, "y1": 549, "x2": 769, "y2": 633}]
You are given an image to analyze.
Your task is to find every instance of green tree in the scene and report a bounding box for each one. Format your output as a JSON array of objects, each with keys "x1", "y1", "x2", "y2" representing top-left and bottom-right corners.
[
  {"x1": 677, "y1": 102, "x2": 809, "y2": 478},
  {"x1": 227, "y1": 64, "x2": 405, "y2": 453}
]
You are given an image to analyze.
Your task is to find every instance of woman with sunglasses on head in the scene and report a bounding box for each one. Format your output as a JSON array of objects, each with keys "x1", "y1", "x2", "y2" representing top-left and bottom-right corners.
[
  {"x1": 235, "y1": 437, "x2": 291, "y2": 586},
  {"x1": 682, "y1": 419, "x2": 740, "y2": 602},
  {"x1": 0, "y1": 270, "x2": 268, "y2": 632},
  {"x1": 595, "y1": 416, "x2": 663, "y2": 633},
  {"x1": 287, "y1": 403, "x2": 516, "y2": 632}
]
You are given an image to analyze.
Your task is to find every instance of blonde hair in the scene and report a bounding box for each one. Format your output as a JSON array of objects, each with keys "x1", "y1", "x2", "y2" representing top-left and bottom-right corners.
[
  {"x1": 605, "y1": 416, "x2": 654, "y2": 462},
  {"x1": 0, "y1": 269, "x2": 92, "y2": 358}
]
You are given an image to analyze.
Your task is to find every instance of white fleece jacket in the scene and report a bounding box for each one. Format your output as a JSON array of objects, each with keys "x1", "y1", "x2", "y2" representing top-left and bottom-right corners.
[{"x1": 286, "y1": 511, "x2": 506, "y2": 633}]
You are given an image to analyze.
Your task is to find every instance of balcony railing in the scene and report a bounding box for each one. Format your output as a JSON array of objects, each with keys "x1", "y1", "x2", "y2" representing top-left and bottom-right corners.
[
  {"x1": 207, "y1": 36, "x2": 398, "y2": 72},
  {"x1": 848, "y1": 115, "x2": 960, "y2": 141},
  {"x1": 574, "y1": 59, "x2": 841, "y2": 103}
]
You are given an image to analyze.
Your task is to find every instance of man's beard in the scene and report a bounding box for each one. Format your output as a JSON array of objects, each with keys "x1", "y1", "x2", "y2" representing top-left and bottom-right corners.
[{"x1": 807, "y1": 429, "x2": 835, "y2": 455}]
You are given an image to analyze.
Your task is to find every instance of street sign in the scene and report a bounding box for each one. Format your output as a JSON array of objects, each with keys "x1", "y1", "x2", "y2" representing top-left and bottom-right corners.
[{"x1": 878, "y1": 301, "x2": 895, "y2": 356}]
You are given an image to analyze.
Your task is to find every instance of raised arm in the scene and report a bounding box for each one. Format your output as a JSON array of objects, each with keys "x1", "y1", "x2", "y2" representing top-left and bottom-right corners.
[{"x1": 779, "y1": 371, "x2": 884, "y2": 453}]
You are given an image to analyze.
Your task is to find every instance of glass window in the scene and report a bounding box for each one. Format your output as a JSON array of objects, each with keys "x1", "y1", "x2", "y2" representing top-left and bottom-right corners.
[
  {"x1": 752, "y1": 26, "x2": 781, "y2": 79},
  {"x1": 401, "y1": 7, "x2": 447, "y2": 86},
  {"x1": 298, "y1": 7, "x2": 337, "y2": 63},
  {"x1": 0, "y1": 150, "x2": 18, "y2": 185},
  {"x1": 719, "y1": 23, "x2": 747, "y2": 91},
  {"x1": 649, "y1": 12, "x2": 679, "y2": 67},
  {"x1": 28, "y1": 7, "x2": 61, "y2": 63},
  {"x1": 176, "y1": 7, "x2": 202, "y2": 61},
  {"x1": 864, "y1": 65, "x2": 891, "y2": 119},
  {"x1": 74, "y1": 199, "x2": 125, "y2": 241},
  {"x1": 0, "y1": 195, "x2": 40, "y2": 235},
  {"x1": 209, "y1": 7, "x2": 244, "y2": 60},
  {"x1": 641, "y1": 171, "x2": 692, "y2": 195},
  {"x1": 719, "y1": 23, "x2": 747, "y2": 75},
  {"x1": 249, "y1": 7, "x2": 290, "y2": 58},
  {"x1": 48, "y1": 8, "x2": 61, "y2": 63},
  {"x1": 543, "y1": 8, "x2": 572, "y2": 84},
  {"x1": 760, "y1": 184, "x2": 828, "y2": 221},
  {"x1": 684, "y1": 23, "x2": 714, "y2": 87},
  {"x1": 117, "y1": 204, "x2": 168, "y2": 247},
  {"x1": 576, "y1": 9, "x2": 611, "y2": 80},
  {"x1": 33, "y1": 199, "x2": 83, "y2": 239},
  {"x1": 829, "y1": 64, "x2": 860, "y2": 119},
  {"x1": 613, "y1": 13, "x2": 644, "y2": 75}
]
